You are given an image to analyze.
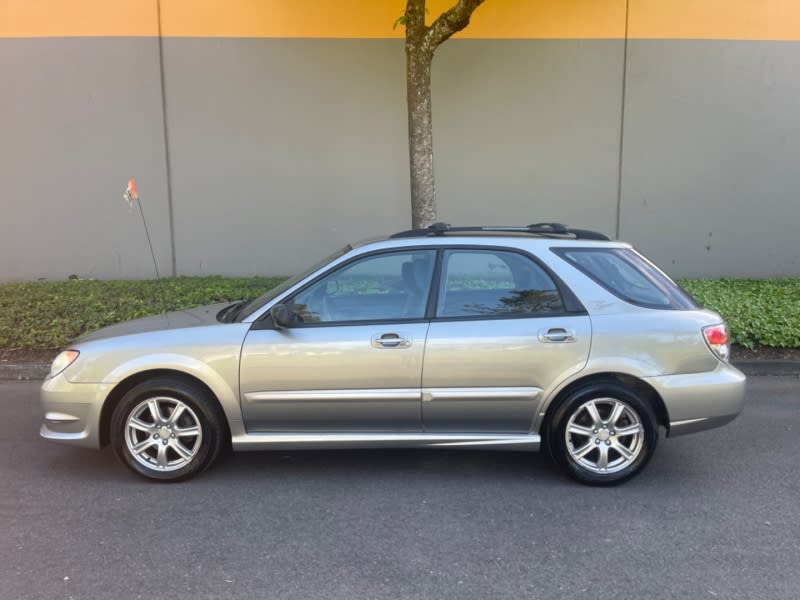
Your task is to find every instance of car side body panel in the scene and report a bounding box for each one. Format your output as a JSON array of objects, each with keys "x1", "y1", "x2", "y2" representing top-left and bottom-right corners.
[
  {"x1": 421, "y1": 315, "x2": 591, "y2": 432},
  {"x1": 239, "y1": 322, "x2": 430, "y2": 432}
]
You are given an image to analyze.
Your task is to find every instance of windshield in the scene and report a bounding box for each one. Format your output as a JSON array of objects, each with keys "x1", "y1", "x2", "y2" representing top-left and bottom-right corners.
[{"x1": 234, "y1": 245, "x2": 352, "y2": 322}]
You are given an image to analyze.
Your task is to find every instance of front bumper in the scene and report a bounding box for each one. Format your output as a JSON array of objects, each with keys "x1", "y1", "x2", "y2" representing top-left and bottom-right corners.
[
  {"x1": 40, "y1": 373, "x2": 111, "y2": 448},
  {"x1": 644, "y1": 362, "x2": 747, "y2": 437}
]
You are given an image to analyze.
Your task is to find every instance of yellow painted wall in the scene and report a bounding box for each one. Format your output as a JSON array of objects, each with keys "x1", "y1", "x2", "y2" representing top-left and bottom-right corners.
[{"x1": 2, "y1": 0, "x2": 800, "y2": 40}]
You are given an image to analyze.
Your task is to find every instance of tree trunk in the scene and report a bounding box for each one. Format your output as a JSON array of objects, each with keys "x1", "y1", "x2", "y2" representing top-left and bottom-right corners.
[
  {"x1": 406, "y1": 47, "x2": 437, "y2": 229},
  {"x1": 403, "y1": 0, "x2": 486, "y2": 229}
]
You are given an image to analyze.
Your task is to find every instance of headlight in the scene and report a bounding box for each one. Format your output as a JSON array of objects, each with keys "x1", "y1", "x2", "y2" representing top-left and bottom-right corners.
[{"x1": 48, "y1": 350, "x2": 80, "y2": 378}]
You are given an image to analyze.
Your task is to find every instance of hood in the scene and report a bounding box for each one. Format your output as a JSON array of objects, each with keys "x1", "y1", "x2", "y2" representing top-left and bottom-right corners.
[{"x1": 76, "y1": 302, "x2": 232, "y2": 344}]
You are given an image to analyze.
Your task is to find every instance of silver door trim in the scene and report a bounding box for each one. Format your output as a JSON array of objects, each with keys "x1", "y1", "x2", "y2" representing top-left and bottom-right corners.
[
  {"x1": 231, "y1": 432, "x2": 540, "y2": 451},
  {"x1": 421, "y1": 387, "x2": 542, "y2": 403},
  {"x1": 244, "y1": 388, "x2": 421, "y2": 403}
]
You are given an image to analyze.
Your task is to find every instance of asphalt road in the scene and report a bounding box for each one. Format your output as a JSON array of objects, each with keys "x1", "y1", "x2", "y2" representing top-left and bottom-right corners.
[{"x1": 1, "y1": 378, "x2": 798, "y2": 600}]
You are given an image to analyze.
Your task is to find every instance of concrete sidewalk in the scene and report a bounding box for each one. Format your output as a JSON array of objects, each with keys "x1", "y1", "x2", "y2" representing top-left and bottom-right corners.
[{"x1": 2, "y1": 358, "x2": 798, "y2": 381}]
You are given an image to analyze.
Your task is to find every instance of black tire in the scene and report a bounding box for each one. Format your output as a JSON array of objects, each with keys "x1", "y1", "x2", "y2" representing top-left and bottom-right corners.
[
  {"x1": 546, "y1": 382, "x2": 658, "y2": 486},
  {"x1": 110, "y1": 377, "x2": 227, "y2": 482}
]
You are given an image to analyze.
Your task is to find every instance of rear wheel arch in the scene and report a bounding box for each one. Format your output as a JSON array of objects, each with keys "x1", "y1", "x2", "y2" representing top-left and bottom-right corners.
[
  {"x1": 99, "y1": 369, "x2": 231, "y2": 449},
  {"x1": 541, "y1": 372, "x2": 670, "y2": 439},
  {"x1": 545, "y1": 379, "x2": 659, "y2": 485}
]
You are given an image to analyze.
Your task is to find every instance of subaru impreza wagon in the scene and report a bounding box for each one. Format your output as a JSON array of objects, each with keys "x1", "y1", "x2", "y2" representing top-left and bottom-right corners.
[{"x1": 41, "y1": 223, "x2": 746, "y2": 485}]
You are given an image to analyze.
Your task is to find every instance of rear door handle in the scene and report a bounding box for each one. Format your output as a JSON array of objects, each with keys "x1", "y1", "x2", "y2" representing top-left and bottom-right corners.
[
  {"x1": 371, "y1": 333, "x2": 412, "y2": 349},
  {"x1": 538, "y1": 328, "x2": 576, "y2": 343}
]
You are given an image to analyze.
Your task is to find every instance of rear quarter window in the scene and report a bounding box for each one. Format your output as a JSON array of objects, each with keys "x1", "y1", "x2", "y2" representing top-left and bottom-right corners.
[{"x1": 553, "y1": 248, "x2": 698, "y2": 310}]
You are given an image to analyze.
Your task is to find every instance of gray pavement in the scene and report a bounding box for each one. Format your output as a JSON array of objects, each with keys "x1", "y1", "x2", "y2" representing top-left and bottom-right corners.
[{"x1": 1, "y1": 378, "x2": 798, "y2": 600}]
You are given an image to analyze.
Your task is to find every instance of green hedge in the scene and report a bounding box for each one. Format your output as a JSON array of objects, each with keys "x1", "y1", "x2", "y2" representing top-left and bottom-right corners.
[
  {"x1": 679, "y1": 278, "x2": 800, "y2": 349},
  {"x1": 0, "y1": 277, "x2": 281, "y2": 350},
  {"x1": 0, "y1": 276, "x2": 797, "y2": 350}
]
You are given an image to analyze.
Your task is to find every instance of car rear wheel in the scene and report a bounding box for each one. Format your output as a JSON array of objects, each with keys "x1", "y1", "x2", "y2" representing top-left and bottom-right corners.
[
  {"x1": 110, "y1": 378, "x2": 226, "y2": 482},
  {"x1": 547, "y1": 382, "x2": 658, "y2": 486}
]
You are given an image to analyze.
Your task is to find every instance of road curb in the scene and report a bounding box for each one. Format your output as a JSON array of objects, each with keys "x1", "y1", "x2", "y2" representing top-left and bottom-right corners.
[
  {"x1": 1, "y1": 360, "x2": 798, "y2": 382},
  {"x1": 733, "y1": 360, "x2": 800, "y2": 377},
  {"x1": 0, "y1": 363, "x2": 50, "y2": 381}
]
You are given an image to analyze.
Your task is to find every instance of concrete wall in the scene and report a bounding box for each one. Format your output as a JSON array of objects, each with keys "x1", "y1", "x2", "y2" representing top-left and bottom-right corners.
[
  {"x1": 2, "y1": 1, "x2": 800, "y2": 280},
  {"x1": 0, "y1": 38, "x2": 173, "y2": 280},
  {"x1": 159, "y1": 38, "x2": 627, "y2": 278},
  {"x1": 619, "y1": 41, "x2": 800, "y2": 277},
  {"x1": 162, "y1": 39, "x2": 412, "y2": 277}
]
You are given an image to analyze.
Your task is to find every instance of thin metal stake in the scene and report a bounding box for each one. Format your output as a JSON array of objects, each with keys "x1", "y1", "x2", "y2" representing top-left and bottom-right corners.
[
  {"x1": 136, "y1": 196, "x2": 168, "y2": 313},
  {"x1": 137, "y1": 199, "x2": 161, "y2": 281}
]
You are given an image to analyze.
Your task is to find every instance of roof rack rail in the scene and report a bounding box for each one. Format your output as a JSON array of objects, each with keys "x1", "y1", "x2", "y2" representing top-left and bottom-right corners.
[{"x1": 390, "y1": 222, "x2": 610, "y2": 241}]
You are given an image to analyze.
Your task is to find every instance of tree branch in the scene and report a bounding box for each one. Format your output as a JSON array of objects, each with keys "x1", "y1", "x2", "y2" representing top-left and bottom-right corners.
[{"x1": 425, "y1": 0, "x2": 487, "y2": 50}]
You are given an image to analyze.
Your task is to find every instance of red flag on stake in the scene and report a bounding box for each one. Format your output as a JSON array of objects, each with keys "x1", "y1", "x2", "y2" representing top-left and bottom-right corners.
[
  {"x1": 122, "y1": 176, "x2": 165, "y2": 304},
  {"x1": 124, "y1": 177, "x2": 139, "y2": 207}
]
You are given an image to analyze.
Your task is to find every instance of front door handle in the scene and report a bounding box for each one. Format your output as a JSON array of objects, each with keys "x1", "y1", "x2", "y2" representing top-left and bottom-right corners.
[
  {"x1": 371, "y1": 333, "x2": 412, "y2": 349},
  {"x1": 538, "y1": 328, "x2": 576, "y2": 343}
]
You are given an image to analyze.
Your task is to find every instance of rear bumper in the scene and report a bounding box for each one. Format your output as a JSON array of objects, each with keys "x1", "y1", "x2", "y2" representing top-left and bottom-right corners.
[
  {"x1": 40, "y1": 374, "x2": 108, "y2": 449},
  {"x1": 644, "y1": 363, "x2": 747, "y2": 437}
]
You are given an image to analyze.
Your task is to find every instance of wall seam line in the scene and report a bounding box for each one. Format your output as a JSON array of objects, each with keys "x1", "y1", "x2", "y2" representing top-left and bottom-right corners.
[
  {"x1": 615, "y1": 0, "x2": 630, "y2": 240},
  {"x1": 157, "y1": 0, "x2": 177, "y2": 277}
]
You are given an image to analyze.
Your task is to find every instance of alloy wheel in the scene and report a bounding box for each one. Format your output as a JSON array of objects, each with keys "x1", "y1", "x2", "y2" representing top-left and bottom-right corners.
[
  {"x1": 564, "y1": 397, "x2": 644, "y2": 474},
  {"x1": 124, "y1": 396, "x2": 204, "y2": 472}
]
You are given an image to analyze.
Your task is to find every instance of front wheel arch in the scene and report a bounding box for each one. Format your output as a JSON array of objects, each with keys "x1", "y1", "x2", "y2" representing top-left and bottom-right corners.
[
  {"x1": 109, "y1": 376, "x2": 227, "y2": 481},
  {"x1": 99, "y1": 369, "x2": 230, "y2": 449}
]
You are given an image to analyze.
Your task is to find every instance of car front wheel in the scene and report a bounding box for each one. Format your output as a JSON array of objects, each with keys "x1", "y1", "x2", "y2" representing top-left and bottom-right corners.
[
  {"x1": 547, "y1": 382, "x2": 658, "y2": 486},
  {"x1": 110, "y1": 378, "x2": 226, "y2": 482}
]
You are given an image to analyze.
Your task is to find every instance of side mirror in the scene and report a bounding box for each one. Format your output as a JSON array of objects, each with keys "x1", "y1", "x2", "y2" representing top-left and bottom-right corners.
[{"x1": 270, "y1": 304, "x2": 292, "y2": 329}]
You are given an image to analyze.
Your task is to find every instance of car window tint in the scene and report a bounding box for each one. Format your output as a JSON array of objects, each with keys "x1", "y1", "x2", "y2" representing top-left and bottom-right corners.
[
  {"x1": 436, "y1": 250, "x2": 564, "y2": 317},
  {"x1": 291, "y1": 250, "x2": 436, "y2": 323},
  {"x1": 555, "y1": 248, "x2": 698, "y2": 310}
]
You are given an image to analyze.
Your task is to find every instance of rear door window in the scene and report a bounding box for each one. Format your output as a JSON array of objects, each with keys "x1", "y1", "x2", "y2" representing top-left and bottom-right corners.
[
  {"x1": 436, "y1": 249, "x2": 565, "y2": 318},
  {"x1": 553, "y1": 248, "x2": 698, "y2": 310}
]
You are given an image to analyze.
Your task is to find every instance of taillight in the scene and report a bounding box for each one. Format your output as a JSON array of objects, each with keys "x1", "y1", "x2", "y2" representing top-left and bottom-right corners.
[{"x1": 703, "y1": 324, "x2": 730, "y2": 362}]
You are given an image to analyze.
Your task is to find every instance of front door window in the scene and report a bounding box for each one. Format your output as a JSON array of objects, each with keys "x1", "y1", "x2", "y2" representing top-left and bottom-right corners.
[{"x1": 291, "y1": 250, "x2": 436, "y2": 323}]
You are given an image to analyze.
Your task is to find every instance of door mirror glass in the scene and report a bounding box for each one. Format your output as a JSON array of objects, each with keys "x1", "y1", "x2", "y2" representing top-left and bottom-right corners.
[{"x1": 270, "y1": 304, "x2": 292, "y2": 329}]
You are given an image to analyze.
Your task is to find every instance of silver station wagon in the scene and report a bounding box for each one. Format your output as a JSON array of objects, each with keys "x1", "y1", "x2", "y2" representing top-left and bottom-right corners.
[{"x1": 40, "y1": 223, "x2": 746, "y2": 485}]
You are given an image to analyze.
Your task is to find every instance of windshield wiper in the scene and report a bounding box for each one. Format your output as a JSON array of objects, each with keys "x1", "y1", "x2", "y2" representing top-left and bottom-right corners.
[{"x1": 217, "y1": 301, "x2": 245, "y2": 323}]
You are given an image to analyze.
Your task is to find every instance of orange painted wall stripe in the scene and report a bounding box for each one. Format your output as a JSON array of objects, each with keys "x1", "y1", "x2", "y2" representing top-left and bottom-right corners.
[
  {"x1": 0, "y1": 0, "x2": 159, "y2": 37},
  {"x1": 629, "y1": 0, "x2": 800, "y2": 40},
  {"x1": 159, "y1": 0, "x2": 625, "y2": 39},
  {"x1": 2, "y1": 0, "x2": 800, "y2": 40}
]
